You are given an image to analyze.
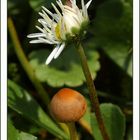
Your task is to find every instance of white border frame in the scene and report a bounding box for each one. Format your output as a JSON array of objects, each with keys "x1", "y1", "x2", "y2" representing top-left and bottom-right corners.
[
  {"x1": 0, "y1": 0, "x2": 139, "y2": 140},
  {"x1": 133, "y1": 0, "x2": 139, "y2": 139},
  {"x1": 1, "y1": 0, "x2": 7, "y2": 139}
]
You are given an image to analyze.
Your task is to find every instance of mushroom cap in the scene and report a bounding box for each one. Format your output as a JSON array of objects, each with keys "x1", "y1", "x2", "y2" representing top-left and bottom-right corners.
[{"x1": 50, "y1": 88, "x2": 87, "y2": 122}]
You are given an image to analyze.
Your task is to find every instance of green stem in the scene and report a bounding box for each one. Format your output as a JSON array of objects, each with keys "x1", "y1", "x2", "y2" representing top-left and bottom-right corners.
[
  {"x1": 76, "y1": 43, "x2": 110, "y2": 140},
  {"x1": 8, "y1": 17, "x2": 50, "y2": 106},
  {"x1": 67, "y1": 122, "x2": 78, "y2": 140}
]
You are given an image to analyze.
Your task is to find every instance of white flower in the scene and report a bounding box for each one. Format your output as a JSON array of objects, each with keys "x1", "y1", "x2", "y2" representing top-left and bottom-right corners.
[{"x1": 27, "y1": 0, "x2": 92, "y2": 64}]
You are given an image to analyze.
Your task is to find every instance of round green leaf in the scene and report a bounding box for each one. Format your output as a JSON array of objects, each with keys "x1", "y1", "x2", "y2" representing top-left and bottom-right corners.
[{"x1": 29, "y1": 47, "x2": 100, "y2": 87}]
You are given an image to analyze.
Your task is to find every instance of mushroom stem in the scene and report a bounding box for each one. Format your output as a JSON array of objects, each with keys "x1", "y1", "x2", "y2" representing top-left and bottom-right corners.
[
  {"x1": 76, "y1": 43, "x2": 110, "y2": 140},
  {"x1": 67, "y1": 122, "x2": 78, "y2": 140}
]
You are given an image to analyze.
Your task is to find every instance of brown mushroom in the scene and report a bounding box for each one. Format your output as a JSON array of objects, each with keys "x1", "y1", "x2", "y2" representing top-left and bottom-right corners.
[{"x1": 50, "y1": 88, "x2": 87, "y2": 122}]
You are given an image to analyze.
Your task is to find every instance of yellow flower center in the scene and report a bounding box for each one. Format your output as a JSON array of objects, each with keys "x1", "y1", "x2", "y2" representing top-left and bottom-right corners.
[{"x1": 55, "y1": 21, "x2": 61, "y2": 40}]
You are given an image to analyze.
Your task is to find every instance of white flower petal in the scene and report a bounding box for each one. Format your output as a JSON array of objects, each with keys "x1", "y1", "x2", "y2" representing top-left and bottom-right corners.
[
  {"x1": 36, "y1": 25, "x2": 44, "y2": 32},
  {"x1": 64, "y1": 8, "x2": 81, "y2": 24},
  {"x1": 73, "y1": 0, "x2": 76, "y2": 5},
  {"x1": 42, "y1": 7, "x2": 60, "y2": 22},
  {"x1": 28, "y1": 0, "x2": 91, "y2": 65},
  {"x1": 54, "y1": 43, "x2": 65, "y2": 59},
  {"x1": 81, "y1": 0, "x2": 88, "y2": 17},
  {"x1": 42, "y1": 6, "x2": 53, "y2": 17},
  {"x1": 81, "y1": 0, "x2": 85, "y2": 12},
  {"x1": 38, "y1": 19, "x2": 47, "y2": 25},
  {"x1": 63, "y1": 12, "x2": 80, "y2": 32},
  {"x1": 51, "y1": 3, "x2": 62, "y2": 17},
  {"x1": 39, "y1": 11, "x2": 52, "y2": 25},
  {"x1": 29, "y1": 40, "x2": 45, "y2": 44},
  {"x1": 53, "y1": 14, "x2": 60, "y2": 22},
  {"x1": 27, "y1": 33, "x2": 45, "y2": 38},
  {"x1": 70, "y1": 0, "x2": 76, "y2": 5},
  {"x1": 56, "y1": 1, "x2": 64, "y2": 11},
  {"x1": 39, "y1": 37, "x2": 54, "y2": 44},
  {"x1": 46, "y1": 45, "x2": 60, "y2": 64},
  {"x1": 38, "y1": 19, "x2": 51, "y2": 32},
  {"x1": 64, "y1": 5, "x2": 76, "y2": 13},
  {"x1": 86, "y1": 0, "x2": 92, "y2": 9},
  {"x1": 57, "y1": 0, "x2": 63, "y2": 5}
]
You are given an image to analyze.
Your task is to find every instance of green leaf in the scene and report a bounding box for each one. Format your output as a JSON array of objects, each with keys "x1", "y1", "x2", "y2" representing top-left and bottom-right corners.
[
  {"x1": 29, "y1": 47, "x2": 100, "y2": 87},
  {"x1": 8, "y1": 120, "x2": 19, "y2": 140},
  {"x1": 96, "y1": 0, "x2": 124, "y2": 19},
  {"x1": 126, "y1": 125, "x2": 132, "y2": 140},
  {"x1": 18, "y1": 132, "x2": 38, "y2": 140},
  {"x1": 8, "y1": 80, "x2": 69, "y2": 140},
  {"x1": 29, "y1": 0, "x2": 56, "y2": 12},
  {"x1": 8, "y1": 120, "x2": 37, "y2": 140},
  {"x1": 82, "y1": 103, "x2": 125, "y2": 140},
  {"x1": 91, "y1": 0, "x2": 132, "y2": 77},
  {"x1": 103, "y1": 43, "x2": 132, "y2": 77}
]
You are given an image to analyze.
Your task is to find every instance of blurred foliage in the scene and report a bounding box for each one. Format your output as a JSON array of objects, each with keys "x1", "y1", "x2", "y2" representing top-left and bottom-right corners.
[
  {"x1": 8, "y1": 0, "x2": 132, "y2": 139},
  {"x1": 29, "y1": 0, "x2": 56, "y2": 11}
]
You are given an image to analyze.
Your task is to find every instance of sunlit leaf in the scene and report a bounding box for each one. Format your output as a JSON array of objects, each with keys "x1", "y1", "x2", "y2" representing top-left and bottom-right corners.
[
  {"x1": 8, "y1": 120, "x2": 19, "y2": 140},
  {"x1": 82, "y1": 103, "x2": 125, "y2": 140},
  {"x1": 8, "y1": 80, "x2": 69, "y2": 140},
  {"x1": 8, "y1": 120, "x2": 37, "y2": 140},
  {"x1": 18, "y1": 132, "x2": 38, "y2": 140}
]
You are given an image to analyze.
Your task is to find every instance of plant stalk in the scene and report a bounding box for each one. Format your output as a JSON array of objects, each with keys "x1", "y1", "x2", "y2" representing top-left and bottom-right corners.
[
  {"x1": 76, "y1": 43, "x2": 110, "y2": 140},
  {"x1": 8, "y1": 17, "x2": 50, "y2": 106},
  {"x1": 67, "y1": 122, "x2": 78, "y2": 140}
]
